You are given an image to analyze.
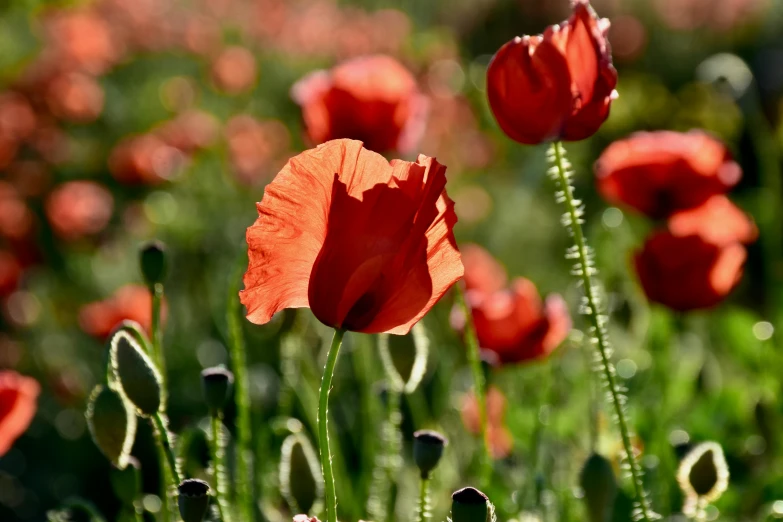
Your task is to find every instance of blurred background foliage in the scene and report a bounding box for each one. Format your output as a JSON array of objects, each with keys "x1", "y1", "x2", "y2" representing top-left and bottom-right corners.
[{"x1": 1, "y1": 0, "x2": 783, "y2": 520}]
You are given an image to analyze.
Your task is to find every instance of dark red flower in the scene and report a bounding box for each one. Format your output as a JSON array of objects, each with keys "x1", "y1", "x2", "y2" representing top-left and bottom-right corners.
[
  {"x1": 486, "y1": 0, "x2": 617, "y2": 144},
  {"x1": 595, "y1": 130, "x2": 741, "y2": 219},
  {"x1": 291, "y1": 55, "x2": 428, "y2": 154},
  {"x1": 452, "y1": 244, "x2": 570, "y2": 364},
  {"x1": 0, "y1": 251, "x2": 21, "y2": 297},
  {"x1": 0, "y1": 370, "x2": 39, "y2": 456},
  {"x1": 634, "y1": 232, "x2": 747, "y2": 311},
  {"x1": 45, "y1": 180, "x2": 114, "y2": 240},
  {"x1": 668, "y1": 195, "x2": 757, "y2": 246},
  {"x1": 79, "y1": 284, "x2": 166, "y2": 339},
  {"x1": 241, "y1": 139, "x2": 463, "y2": 334}
]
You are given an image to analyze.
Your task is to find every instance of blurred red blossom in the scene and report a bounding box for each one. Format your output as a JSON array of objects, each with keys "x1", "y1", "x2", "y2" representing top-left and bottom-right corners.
[
  {"x1": 79, "y1": 284, "x2": 166, "y2": 339},
  {"x1": 452, "y1": 244, "x2": 570, "y2": 365},
  {"x1": 157, "y1": 110, "x2": 220, "y2": 153},
  {"x1": 461, "y1": 386, "x2": 513, "y2": 459},
  {"x1": 653, "y1": 0, "x2": 768, "y2": 31},
  {"x1": 241, "y1": 139, "x2": 463, "y2": 334},
  {"x1": 0, "y1": 370, "x2": 39, "y2": 457},
  {"x1": 0, "y1": 183, "x2": 35, "y2": 241},
  {"x1": 211, "y1": 46, "x2": 258, "y2": 94},
  {"x1": 109, "y1": 134, "x2": 185, "y2": 184},
  {"x1": 595, "y1": 130, "x2": 741, "y2": 219},
  {"x1": 634, "y1": 232, "x2": 748, "y2": 311},
  {"x1": 486, "y1": 0, "x2": 617, "y2": 144},
  {"x1": 45, "y1": 181, "x2": 114, "y2": 240},
  {"x1": 291, "y1": 55, "x2": 428, "y2": 154},
  {"x1": 0, "y1": 252, "x2": 22, "y2": 297},
  {"x1": 0, "y1": 93, "x2": 37, "y2": 143},
  {"x1": 668, "y1": 195, "x2": 758, "y2": 246},
  {"x1": 41, "y1": 9, "x2": 120, "y2": 75},
  {"x1": 45, "y1": 72, "x2": 105, "y2": 123},
  {"x1": 225, "y1": 115, "x2": 290, "y2": 186},
  {"x1": 6, "y1": 161, "x2": 52, "y2": 198}
]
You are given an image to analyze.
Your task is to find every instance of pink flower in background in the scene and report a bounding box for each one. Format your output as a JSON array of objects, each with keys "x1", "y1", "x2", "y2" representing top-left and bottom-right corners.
[
  {"x1": 45, "y1": 181, "x2": 114, "y2": 240},
  {"x1": 292, "y1": 55, "x2": 428, "y2": 154}
]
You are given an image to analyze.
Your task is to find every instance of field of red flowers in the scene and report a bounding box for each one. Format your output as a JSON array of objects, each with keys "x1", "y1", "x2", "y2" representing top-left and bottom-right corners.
[{"x1": 1, "y1": 0, "x2": 782, "y2": 521}]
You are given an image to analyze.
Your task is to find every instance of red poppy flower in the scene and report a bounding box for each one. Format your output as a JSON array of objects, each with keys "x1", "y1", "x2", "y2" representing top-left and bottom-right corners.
[
  {"x1": 461, "y1": 386, "x2": 513, "y2": 459},
  {"x1": 79, "y1": 284, "x2": 166, "y2": 339},
  {"x1": 241, "y1": 139, "x2": 463, "y2": 334},
  {"x1": 595, "y1": 130, "x2": 741, "y2": 219},
  {"x1": 0, "y1": 370, "x2": 39, "y2": 456},
  {"x1": 291, "y1": 55, "x2": 428, "y2": 154},
  {"x1": 452, "y1": 244, "x2": 570, "y2": 364},
  {"x1": 634, "y1": 232, "x2": 747, "y2": 311},
  {"x1": 45, "y1": 180, "x2": 114, "y2": 240},
  {"x1": 0, "y1": 251, "x2": 21, "y2": 296},
  {"x1": 668, "y1": 195, "x2": 757, "y2": 246},
  {"x1": 109, "y1": 135, "x2": 185, "y2": 184},
  {"x1": 486, "y1": 0, "x2": 617, "y2": 145},
  {"x1": 46, "y1": 72, "x2": 105, "y2": 123},
  {"x1": 211, "y1": 46, "x2": 257, "y2": 94}
]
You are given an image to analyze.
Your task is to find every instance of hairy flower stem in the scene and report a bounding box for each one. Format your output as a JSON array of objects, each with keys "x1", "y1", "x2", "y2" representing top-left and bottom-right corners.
[
  {"x1": 416, "y1": 475, "x2": 431, "y2": 522},
  {"x1": 319, "y1": 329, "x2": 346, "y2": 522},
  {"x1": 455, "y1": 284, "x2": 491, "y2": 486},
  {"x1": 151, "y1": 283, "x2": 166, "y2": 386},
  {"x1": 228, "y1": 256, "x2": 254, "y2": 521},
  {"x1": 152, "y1": 412, "x2": 182, "y2": 486},
  {"x1": 548, "y1": 141, "x2": 655, "y2": 522},
  {"x1": 210, "y1": 414, "x2": 233, "y2": 522}
]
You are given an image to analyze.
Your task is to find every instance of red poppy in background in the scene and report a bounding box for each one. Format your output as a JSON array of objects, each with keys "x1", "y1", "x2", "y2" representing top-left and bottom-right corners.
[
  {"x1": 291, "y1": 55, "x2": 428, "y2": 154},
  {"x1": 109, "y1": 134, "x2": 184, "y2": 184},
  {"x1": 211, "y1": 46, "x2": 257, "y2": 94},
  {"x1": 0, "y1": 370, "x2": 39, "y2": 456},
  {"x1": 452, "y1": 244, "x2": 570, "y2": 365},
  {"x1": 0, "y1": 182, "x2": 34, "y2": 241},
  {"x1": 45, "y1": 180, "x2": 114, "y2": 240},
  {"x1": 461, "y1": 386, "x2": 513, "y2": 459},
  {"x1": 0, "y1": 252, "x2": 21, "y2": 296},
  {"x1": 595, "y1": 130, "x2": 741, "y2": 219},
  {"x1": 486, "y1": 0, "x2": 617, "y2": 144},
  {"x1": 668, "y1": 195, "x2": 757, "y2": 246},
  {"x1": 241, "y1": 139, "x2": 463, "y2": 335},
  {"x1": 79, "y1": 284, "x2": 166, "y2": 339},
  {"x1": 634, "y1": 232, "x2": 747, "y2": 311}
]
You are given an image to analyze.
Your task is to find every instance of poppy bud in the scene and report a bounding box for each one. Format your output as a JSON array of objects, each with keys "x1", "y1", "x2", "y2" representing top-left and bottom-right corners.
[
  {"x1": 280, "y1": 433, "x2": 324, "y2": 515},
  {"x1": 201, "y1": 366, "x2": 234, "y2": 415},
  {"x1": 111, "y1": 456, "x2": 141, "y2": 505},
  {"x1": 579, "y1": 452, "x2": 617, "y2": 522},
  {"x1": 110, "y1": 330, "x2": 163, "y2": 416},
  {"x1": 86, "y1": 385, "x2": 137, "y2": 468},
  {"x1": 413, "y1": 430, "x2": 447, "y2": 478},
  {"x1": 139, "y1": 240, "x2": 167, "y2": 287},
  {"x1": 676, "y1": 442, "x2": 729, "y2": 515},
  {"x1": 178, "y1": 479, "x2": 210, "y2": 522},
  {"x1": 451, "y1": 487, "x2": 491, "y2": 522}
]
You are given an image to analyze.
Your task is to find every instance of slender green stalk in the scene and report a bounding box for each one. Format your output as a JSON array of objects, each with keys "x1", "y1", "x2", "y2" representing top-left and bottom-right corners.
[
  {"x1": 210, "y1": 414, "x2": 233, "y2": 522},
  {"x1": 151, "y1": 283, "x2": 166, "y2": 384},
  {"x1": 455, "y1": 284, "x2": 491, "y2": 485},
  {"x1": 548, "y1": 142, "x2": 656, "y2": 522},
  {"x1": 151, "y1": 412, "x2": 182, "y2": 485},
  {"x1": 227, "y1": 256, "x2": 254, "y2": 521},
  {"x1": 318, "y1": 329, "x2": 346, "y2": 522},
  {"x1": 416, "y1": 476, "x2": 431, "y2": 522}
]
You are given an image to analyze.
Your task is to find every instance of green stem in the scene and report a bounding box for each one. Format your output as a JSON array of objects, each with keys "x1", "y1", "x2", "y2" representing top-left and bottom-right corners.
[
  {"x1": 228, "y1": 255, "x2": 254, "y2": 522},
  {"x1": 318, "y1": 329, "x2": 346, "y2": 522},
  {"x1": 455, "y1": 284, "x2": 491, "y2": 486},
  {"x1": 416, "y1": 476, "x2": 430, "y2": 522},
  {"x1": 210, "y1": 414, "x2": 233, "y2": 522},
  {"x1": 548, "y1": 141, "x2": 655, "y2": 522},
  {"x1": 151, "y1": 283, "x2": 166, "y2": 384},
  {"x1": 152, "y1": 412, "x2": 182, "y2": 486}
]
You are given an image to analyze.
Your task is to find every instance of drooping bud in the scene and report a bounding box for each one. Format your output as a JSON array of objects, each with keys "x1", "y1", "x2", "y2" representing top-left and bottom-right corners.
[
  {"x1": 110, "y1": 330, "x2": 163, "y2": 416},
  {"x1": 139, "y1": 240, "x2": 167, "y2": 288},
  {"x1": 111, "y1": 456, "x2": 141, "y2": 505},
  {"x1": 86, "y1": 385, "x2": 137, "y2": 468},
  {"x1": 451, "y1": 487, "x2": 491, "y2": 522},
  {"x1": 579, "y1": 452, "x2": 617, "y2": 522},
  {"x1": 677, "y1": 441, "x2": 729, "y2": 517},
  {"x1": 178, "y1": 479, "x2": 210, "y2": 522},
  {"x1": 413, "y1": 430, "x2": 447, "y2": 478},
  {"x1": 201, "y1": 366, "x2": 234, "y2": 415},
  {"x1": 280, "y1": 432, "x2": 324, "y2": 515}
]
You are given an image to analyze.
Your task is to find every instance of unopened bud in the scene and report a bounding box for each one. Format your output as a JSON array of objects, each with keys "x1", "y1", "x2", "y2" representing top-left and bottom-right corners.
[
  {"x1": 451, "y1": 487, "x2": 490, "y2": 522},
  {"x1": 86, "y1": 385, "x2": 137, "y2": 468},
  {"x1": 579, "y1": 453, "x2": 617, "y2": 522},
  {"x1": 111, "y1": 330, "x2": 163, "y2": 416},
  {"x1": 139, "y1": 240, "x2": 167, "y2": 287},
  {"x1": 201, "y1": 366, "x2": 233, "y2": 414},
  {"x1": 178, "y1": 479, "x2": 210, "y2": 522},
  {"x1": 413, "y1": 430, "x2": 447, "y2": 478}
]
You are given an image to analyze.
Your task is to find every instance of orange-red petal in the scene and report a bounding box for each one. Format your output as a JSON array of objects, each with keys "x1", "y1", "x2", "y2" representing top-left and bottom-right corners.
[{"x1": 0, "y1": 371, "x2": 39, "y2": 456}]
